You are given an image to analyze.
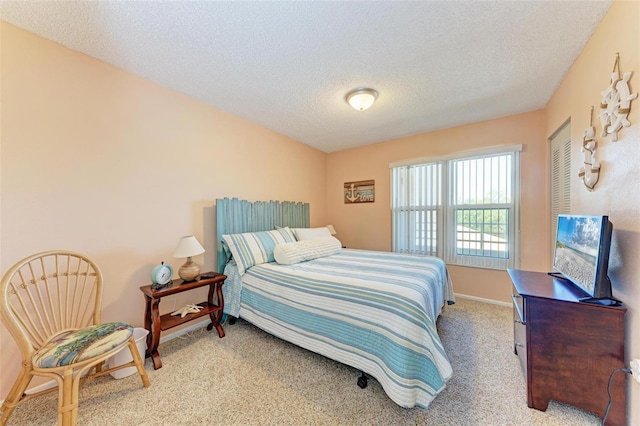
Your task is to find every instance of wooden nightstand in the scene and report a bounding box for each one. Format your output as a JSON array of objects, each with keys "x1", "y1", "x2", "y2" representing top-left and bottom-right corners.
[{"x1": 139, "y1": 272, "x2": 226, "y2": 370}]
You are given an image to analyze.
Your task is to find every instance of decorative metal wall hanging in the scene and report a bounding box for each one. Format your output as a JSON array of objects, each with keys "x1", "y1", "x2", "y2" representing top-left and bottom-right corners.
[
  {"x1": 598, "y1": 53, "x2": 638, "y2": 142},
  {"x1": 344, "y1": 180, "x2": 375, "y2": 204},
  {"x1": 579, "y1": 106, "x2": 601, "y2": 191}
]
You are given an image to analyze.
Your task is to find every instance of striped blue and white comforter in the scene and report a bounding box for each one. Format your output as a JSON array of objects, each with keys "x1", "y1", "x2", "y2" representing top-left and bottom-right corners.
[{"x1": 224, "y1": 249, "x2": 455, "y2": 409}]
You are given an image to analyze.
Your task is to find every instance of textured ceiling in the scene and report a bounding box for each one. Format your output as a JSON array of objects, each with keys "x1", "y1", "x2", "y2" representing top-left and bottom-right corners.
[{"x1": 1, "y1": 1, "x2": 612, "y2": 153}]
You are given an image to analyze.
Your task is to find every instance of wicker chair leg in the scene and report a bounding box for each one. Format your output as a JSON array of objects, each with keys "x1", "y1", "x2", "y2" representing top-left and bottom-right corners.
[
  {"x1": 71, "y1": 373, "x2": 83, "y2": 426},
  {"x1": 59, "y1": 368, "x2": 78, "y2": 426},
  {"x1": 0, "y1": 366, "x2": 33, "y2": 425},
  {"x1": 128, "y1": 338, "x2": 151, "y2": 388}
]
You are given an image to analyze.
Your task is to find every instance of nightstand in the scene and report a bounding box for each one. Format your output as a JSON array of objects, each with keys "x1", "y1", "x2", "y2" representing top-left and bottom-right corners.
[{"x1": 139, "y1": 272, "x2": 226, "y2": 369}]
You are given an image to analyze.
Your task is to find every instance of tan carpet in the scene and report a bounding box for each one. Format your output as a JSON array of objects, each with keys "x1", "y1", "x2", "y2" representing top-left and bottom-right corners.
[{"x1": 5, "y1": 298, "x2": 601, "y2": 425}]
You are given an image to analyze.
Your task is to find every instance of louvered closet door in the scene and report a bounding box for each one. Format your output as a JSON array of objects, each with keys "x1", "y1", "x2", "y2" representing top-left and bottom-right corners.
[{"x1": 550, "y1": 122, "x2": 572, "y2": 260}]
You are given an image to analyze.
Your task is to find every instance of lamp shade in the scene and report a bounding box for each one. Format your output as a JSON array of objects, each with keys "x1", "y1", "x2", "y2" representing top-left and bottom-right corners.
[
  {"x1": 326, "y1": 225, "x2": 337, "y2": 235},
  {"x1": 173, "y1": 236, "x2": 205, "y2": 258},
  {"x1": 346, "y1": 88, "x2": 378, "y2": 111}
]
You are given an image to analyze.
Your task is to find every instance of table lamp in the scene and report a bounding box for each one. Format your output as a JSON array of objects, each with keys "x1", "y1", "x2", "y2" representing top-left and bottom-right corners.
[{"x1": 173, "y1": 235, "x2": 205, "y2": 282}]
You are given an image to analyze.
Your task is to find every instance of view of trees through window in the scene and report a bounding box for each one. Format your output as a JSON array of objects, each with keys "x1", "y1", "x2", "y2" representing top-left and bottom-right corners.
[
  {"x1": 455, "y1": 208, "x2": 509, "y2": 258},
  {"x1": 451, "y1": 155, "x2": 512, "y2": 259}
]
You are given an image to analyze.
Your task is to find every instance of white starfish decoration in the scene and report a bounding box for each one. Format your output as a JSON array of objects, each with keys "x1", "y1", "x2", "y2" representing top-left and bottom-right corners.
[{"x1": 171, "y1": 304, "x2": 204, "y2": 318}]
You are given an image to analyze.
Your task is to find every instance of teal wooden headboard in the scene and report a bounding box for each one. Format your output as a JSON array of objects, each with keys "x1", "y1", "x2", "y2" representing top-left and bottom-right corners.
[{"x1": 216, "y1": 197, "x2": 310, "y2": 272}]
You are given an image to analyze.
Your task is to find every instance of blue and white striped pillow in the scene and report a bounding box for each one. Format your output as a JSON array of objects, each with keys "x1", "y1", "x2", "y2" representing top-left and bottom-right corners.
[{"x1": 222, "y1": 227, "x2": 296, "y2": 275}]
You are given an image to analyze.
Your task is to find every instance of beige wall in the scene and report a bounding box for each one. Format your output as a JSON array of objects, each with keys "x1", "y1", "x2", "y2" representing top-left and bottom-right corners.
[
  {"x1": 327, "y1": 110, "x2": 549, "y2": 303},
  {"x1": 0, "y1": 23, "x2": 326, "y2": 396},
  {"x1": 545, "y1": 1, "x2": 639, "y2": 422}
]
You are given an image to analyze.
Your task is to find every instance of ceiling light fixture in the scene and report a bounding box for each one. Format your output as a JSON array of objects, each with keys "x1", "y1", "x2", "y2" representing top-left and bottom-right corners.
[{"x1": 345, "y1": 88, "x2": 378, "y2": 111}]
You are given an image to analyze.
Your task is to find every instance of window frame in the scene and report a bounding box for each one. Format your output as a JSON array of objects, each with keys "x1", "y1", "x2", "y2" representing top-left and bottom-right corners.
[{"x1": 390, "y1": 145, "x2": 521, "y2": 270}]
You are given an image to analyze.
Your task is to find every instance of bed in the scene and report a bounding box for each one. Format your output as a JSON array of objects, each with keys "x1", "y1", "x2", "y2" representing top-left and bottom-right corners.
[{"x1": 216, "y1": 198, "x2": 454, "y2": 409}]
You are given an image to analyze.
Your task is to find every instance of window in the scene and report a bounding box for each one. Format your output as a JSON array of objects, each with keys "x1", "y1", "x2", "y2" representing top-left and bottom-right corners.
[{"x1": 391, "y1": 145, "x2": 521, "y2": 270}]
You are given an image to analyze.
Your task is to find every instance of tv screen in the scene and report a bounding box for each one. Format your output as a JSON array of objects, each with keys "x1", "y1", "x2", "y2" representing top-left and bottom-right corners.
[{"x1": 553, "y1": 214, "x2": 613, "y2": 301}]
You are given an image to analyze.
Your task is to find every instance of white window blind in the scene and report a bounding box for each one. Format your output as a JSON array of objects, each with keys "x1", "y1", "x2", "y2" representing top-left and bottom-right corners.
[
  {"x1": 391, "y1": 146, "x2": 520, "y2": 270},
  {"x1": 391, "y1": 163, "x2": 442, "y2": 256}
]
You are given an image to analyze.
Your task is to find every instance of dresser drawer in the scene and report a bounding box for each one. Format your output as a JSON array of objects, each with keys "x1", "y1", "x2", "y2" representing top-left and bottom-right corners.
[
  {"x1": 512, "y1": 290, "x2": 527, "y2": 380},
  {"x1": 512, "y1": 288, "x2": 525, "y2": 323},
  {"x1": 514, "y1": 316, "x2": 527, "y2": 380}
]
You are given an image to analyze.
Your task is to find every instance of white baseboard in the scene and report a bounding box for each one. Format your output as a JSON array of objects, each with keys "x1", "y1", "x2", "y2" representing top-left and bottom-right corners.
[
  {"x1": 1, "y1": 318, "x2": 212, "y2": 403},
  {"x1": 454, "y1": 293, "x2": 512, "y2": 308}
]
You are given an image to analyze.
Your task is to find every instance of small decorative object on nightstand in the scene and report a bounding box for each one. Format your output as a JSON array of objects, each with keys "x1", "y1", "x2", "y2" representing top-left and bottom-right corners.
[
  {"x1": 150, "y1": 261, "x2": 174, "y2": 289},
  {"x1": 171, "y1": 304, "x2": 203, "y2": 318},
  {"x1": 173, "y1": 235, "x2": 205, "y2": 282}
]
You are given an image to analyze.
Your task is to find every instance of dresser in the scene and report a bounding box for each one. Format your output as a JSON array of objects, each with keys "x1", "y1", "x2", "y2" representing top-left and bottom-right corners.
[{"x1": 508, "y1": 269, "x2": 626, "y2": 425}]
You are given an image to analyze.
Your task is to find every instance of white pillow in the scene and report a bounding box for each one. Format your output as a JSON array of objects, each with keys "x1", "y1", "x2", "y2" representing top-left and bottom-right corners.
[
  {"x1": 293, "y1": 227, "x2": 332, "y2": 241},
  {"x1": 274, "y1": 237, "x2": 341, "y2": 265}
]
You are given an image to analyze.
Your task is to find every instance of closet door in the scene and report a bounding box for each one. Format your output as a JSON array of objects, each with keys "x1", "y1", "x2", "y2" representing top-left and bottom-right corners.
[{"x1": 550, "y1": 122, "x2": 572, "y2": 260}]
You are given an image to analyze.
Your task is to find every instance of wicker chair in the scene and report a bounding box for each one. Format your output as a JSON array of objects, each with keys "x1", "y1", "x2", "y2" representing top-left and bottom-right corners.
[{"x1": 0, "y1": 251, "x2": 150, "y2": 425}]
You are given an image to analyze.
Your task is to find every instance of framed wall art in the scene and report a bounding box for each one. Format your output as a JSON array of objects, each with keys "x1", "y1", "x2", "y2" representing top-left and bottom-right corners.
[{"x1": 344, "y1": 180, "x2": 375, "y2": 204}]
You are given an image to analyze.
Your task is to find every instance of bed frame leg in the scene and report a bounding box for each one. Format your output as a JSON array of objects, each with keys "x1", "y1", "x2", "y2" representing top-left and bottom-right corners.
[
  {"x1": 229, "y1": 317, "x2": 237, "y2": 325},
  {"x1": 357, "y1": 372, "x2": 368, "y2": 389}
]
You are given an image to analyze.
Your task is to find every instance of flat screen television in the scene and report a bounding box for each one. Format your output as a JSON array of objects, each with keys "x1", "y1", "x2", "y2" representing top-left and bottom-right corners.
[{"x1": 552, "y1": 214, "x2": 618, "y2": 305}]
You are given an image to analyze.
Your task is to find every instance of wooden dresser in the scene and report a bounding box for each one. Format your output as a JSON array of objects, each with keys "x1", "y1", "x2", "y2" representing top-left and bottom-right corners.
[{"x1": 508, "y1": 269, "x2": 626, "y2": 425}]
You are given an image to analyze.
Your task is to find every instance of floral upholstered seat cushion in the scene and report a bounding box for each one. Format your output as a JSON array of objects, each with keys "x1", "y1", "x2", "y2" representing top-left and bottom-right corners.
[{"x1": 33, "y1": 322, "x2": 133, "y2": 368}]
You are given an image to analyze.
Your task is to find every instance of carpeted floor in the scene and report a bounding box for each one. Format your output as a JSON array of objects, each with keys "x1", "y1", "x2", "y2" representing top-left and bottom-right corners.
[{"x1": 5, "y1": 298, "x2": 601, "y2": 425}]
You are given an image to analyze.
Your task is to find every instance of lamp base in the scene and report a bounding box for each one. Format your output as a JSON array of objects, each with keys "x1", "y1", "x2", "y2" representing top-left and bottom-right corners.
[{"x1": 178, "y1": 257, "x2": 201, "y2": 282}]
